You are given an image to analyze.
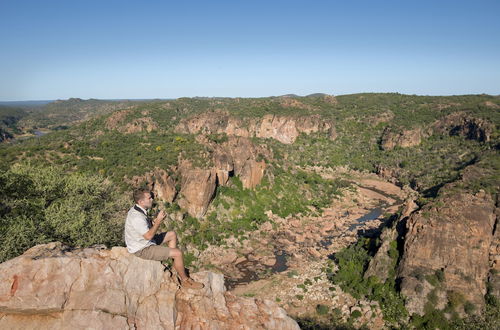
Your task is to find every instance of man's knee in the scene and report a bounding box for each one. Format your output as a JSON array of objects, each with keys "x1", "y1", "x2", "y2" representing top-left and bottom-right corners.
[
  {"x1": 169, "y1": 247, "x2": 182, "y2": 258},
  {"x1": 163, "y1": 231, "x2": 177, "y2": 243}
]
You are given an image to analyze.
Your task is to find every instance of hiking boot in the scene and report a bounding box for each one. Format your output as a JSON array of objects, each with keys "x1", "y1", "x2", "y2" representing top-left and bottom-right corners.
[{"x1": 181, "y1": 277, "x2": 204, "y2": 289}]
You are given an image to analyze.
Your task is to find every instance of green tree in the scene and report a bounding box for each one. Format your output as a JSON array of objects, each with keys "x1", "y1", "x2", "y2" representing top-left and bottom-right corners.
[{"x1": 0, "y1": 163, "x2": 125, "y2": 262}]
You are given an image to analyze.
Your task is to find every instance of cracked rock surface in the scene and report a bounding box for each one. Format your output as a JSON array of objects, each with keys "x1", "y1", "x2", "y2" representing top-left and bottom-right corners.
[{"x1": 0, "y1": 242, "x2": 299, "y2": 329}]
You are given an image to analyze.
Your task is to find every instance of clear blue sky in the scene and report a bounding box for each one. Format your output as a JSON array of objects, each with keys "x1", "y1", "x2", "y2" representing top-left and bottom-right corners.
[{"x1": 1, "y1": 0, "x2": 499, "y2": 101}]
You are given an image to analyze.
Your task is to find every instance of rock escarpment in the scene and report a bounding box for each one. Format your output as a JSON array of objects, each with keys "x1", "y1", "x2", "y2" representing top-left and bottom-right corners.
[
  {"x1": 380, "y1": 127, "x2": 426, "y2": 150},
  {"x1": 127, "y1": 136, "x2": 269, "y2": 218},
  {"x1": 379, "y1": 112, "x2": 495, "y2": 150},
  {"x1": 177, "y1": 168, "x2": 218, "y2": 218},
  {"x1": 395, "y1": 165, "x2": 499, "y2": 316},
  {"x1": 0, "y1": 242, "x2": 299, "y2": 330},
  {"x1": 175, "y1": 111, "x2": 336, "y2": 144},
  {"x1": 432, "y1": 112, "x2": 494, "y2": 143}
]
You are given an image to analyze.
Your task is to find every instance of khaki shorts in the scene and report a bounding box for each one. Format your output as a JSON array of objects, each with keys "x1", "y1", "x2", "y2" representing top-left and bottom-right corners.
[{"x1": 134, "y1": 244, "x2": 171, "y2": 261}]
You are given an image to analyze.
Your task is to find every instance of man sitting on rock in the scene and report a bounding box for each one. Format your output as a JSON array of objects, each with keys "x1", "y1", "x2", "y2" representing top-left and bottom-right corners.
[{"x1": 124, "y1": 188, "x2": 204, "y2": 289}]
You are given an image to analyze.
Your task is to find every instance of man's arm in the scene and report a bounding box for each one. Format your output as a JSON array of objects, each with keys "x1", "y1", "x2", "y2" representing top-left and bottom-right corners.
[{"x1": 142, "y1": 210, "x2": 166, "y2": 240}]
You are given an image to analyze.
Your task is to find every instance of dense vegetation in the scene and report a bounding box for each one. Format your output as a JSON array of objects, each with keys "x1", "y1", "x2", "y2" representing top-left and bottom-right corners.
[
  {"x1": 0, "y1": 93, "x2": 498, "y2": 326},
  {"x1": 0, "y1": 163, "x2": 125, "y2": 262}
]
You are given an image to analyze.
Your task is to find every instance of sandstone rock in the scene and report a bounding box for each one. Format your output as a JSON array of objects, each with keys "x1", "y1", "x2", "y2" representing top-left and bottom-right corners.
[
  {"x1": 261, "y1": 256, "x2": 277, "y2": 267},
  {"x1": 257, "y1": 114, "x2": 300, "y2": 144},
  {"x1": 153, "y1": 168, "x2": 177, "y2": 203},
  {"x1": 240, "y1": 160, "x2": 266, "y2": 189},
  {"x1": 432, "y1": 112, "x2": 494, "y2": 142},
  {"x1": 0, "y1": 243, "x2": 299, "y2": 330},
  {"x1": 178, "y1": 168, "x2": 217, "y2": 218},
  {"x1": 398, "y1": 182, "x2": 497, "y2": 315},
  {"x1": 220, "y1": 251, "x2": 238, "y2": 265},
  {"x1": 365, "y1": 225, "x2": 398, "y2": 283},
  {"x1": 224, "y1": 136, "x2": 268, "y2": 188},
  {"x1": 175, "y1": 111, "x2": 335, "y2": 144},
  {"x1": 380, "y1": 126, "x2": 426, "y2": 150},
  {"x1": 105, "y1": 110, "x2": 131, "y2": 130},
  {"x1": 308, "y1": 248, "x2": 322, "y2": 259},
  {"x1": 213, "y1": 149, "x2": 234, "y2": 186}
]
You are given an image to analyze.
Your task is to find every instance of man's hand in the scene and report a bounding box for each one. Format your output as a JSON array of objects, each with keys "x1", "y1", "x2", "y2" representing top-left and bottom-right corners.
[
  {"x1": 143, "y1": 210, "x2": 167, "y2": 241},
  {"x1": 154, "y1": 210, "x2": 166, "y2": 225}
]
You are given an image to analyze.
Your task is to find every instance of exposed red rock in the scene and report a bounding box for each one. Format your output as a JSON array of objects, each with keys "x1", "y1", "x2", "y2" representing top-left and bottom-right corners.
[
  {"x1": 380, "y1": 126, "x2": 426, "y2": 150},
  {"x1": 153, "y1": 168, "x2": 177, "y2": 203},
  {"x1": 178, "y1": 168, "x2": 217, "y2": 218},
  {"x1": 397, "y1": 168, "x2": 498, "y2": 316},
  {"x1": 432, "y1": 112, "x2": 494, "y2": 142},
  {"x1": 175, "y1": 111, "x2": 335, "y2": 144},
  {"x1": 0, "y1": 243, "x2": 299, "y2": 329}
]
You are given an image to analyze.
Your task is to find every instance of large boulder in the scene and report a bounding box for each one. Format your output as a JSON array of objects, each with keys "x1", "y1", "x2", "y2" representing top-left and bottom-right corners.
[
  {"x1": 178, "y1": 168, "x2": 217, "y2": 218},
  {"x1": 380, "y1": 126, "x2": 426, "y2": 150},
  {"x1": 0, "y1": 242, "x2": 300, "y2": 330}
]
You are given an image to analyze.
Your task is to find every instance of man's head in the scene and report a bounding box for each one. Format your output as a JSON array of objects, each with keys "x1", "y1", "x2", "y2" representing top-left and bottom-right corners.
[{"x1": 133, "y1": 188, "x2": 153, "y2": 209}]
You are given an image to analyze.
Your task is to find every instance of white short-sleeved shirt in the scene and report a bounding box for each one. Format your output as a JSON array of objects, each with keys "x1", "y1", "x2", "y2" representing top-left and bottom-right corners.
[{"x1": 124, "y1": 205, "x2": 155, "y2": 253}]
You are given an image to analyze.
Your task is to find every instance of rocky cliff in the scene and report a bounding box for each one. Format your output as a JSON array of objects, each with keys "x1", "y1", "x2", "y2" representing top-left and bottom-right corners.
[
  {"x1": 0, "y1": 242, "x2": 299, "y2": 330},
  {"x1": 379, "y1": 112, "x2": 495, "y2": 150},
  {"x1": 175, "y1": 111, "x2": 336, "y2": 144},
  {"x1": 396, "y1": 164, "x2": 499, "y2": 316}
]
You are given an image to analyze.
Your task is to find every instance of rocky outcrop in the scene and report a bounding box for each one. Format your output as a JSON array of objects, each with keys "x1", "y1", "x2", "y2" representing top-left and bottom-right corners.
[
  {"x1": 379, "y1": 113, "x2": 494, "y2": 151},
  {"x1": 105, "y1": 110, "x2": 158, "y2": 134},
  {"x1": 0, "y1": 243, "x2": 299, "y2": 329},
  {"x1": 205, "y1": 136, "x2": 269, "y2": 190},
  {"x1": 240, "y1": 160, "x2": 266, "y2": 189},
  {"x1": 127, "y1": 168, "x2": 177, "y2": 204},
  {"x1": 175, "y1": 111, "x2": 336, "y2": 144},
  {"x1": 213, "y1": 149, "x2": 233, "y2": 186},
  {"x1": 178, "y1": 168, "x2": 217, "y2": 218},
  {"x1": 380, "y1": 126, "x2": 426, "y2": 150},
  {"x1": 124, "y1": 117, "x2": 158, "y2": 134},
  {"x1": 153, "y1": 168, "x2": 177, "y2": 203},
  {"x1": 397, "y1": 170, "x2": 498, "y2": 316},
  {"x1": 365, "y1": 199, "x2": 418, "y2": 282},
  {"x1": 432, "y1": 112, "x2": 494, "y2": 143}
]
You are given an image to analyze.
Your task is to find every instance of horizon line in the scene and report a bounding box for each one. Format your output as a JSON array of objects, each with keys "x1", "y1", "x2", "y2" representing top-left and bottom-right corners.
[{"x1": 1, "y1": 91, "x2": 499, "y2": 103}]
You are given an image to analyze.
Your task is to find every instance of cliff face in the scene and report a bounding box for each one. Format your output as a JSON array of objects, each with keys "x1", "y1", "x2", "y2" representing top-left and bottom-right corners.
[
  {"x1": 380, "y1": 127, "x2": 426, "y2": 150},
  {"x1": 0, "y1": 242, "x2": 299, "y2": 330},
  {"x1": 432, "y1": 112, "x2": 494, "y2": 143},
  {"x1": 379, "y1": 112, "x2": 495, "y2": 150},
  {"x1": 396, "y1": 165, "x2": 498, "y2": 316},
  {"x1": 175, "y1": 111, "x2": 336, "y2": 144}
]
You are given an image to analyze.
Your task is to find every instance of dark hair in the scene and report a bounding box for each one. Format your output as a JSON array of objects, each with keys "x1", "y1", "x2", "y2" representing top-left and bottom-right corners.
[{"x1": 133, "y1": 188, "x2": 151, "y2": 203}]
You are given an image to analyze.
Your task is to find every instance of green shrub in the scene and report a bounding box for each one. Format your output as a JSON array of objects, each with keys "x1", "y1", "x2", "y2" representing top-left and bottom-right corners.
[
  {"x1": 351, "y1": 310, "x2": 362, "y2": 319},
  {"x1": 464, "y1": 301, "x2": 476, "y2": 315},
  {"x1": 0, "y1": 163, "x2": 125, "y2": 262},
  {"x1": 316, "y1": 304, "x2": 329, "y2": 315}
]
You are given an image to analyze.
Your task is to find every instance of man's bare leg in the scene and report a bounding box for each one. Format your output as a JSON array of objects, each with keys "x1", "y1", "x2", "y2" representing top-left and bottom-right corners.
[
  {"x1": 169, "y1": 248, "x2": 188, "y2": 280},
  {"x1": 162, "y1": 231, "x2": 177, "y2": 249},
  {"x1": 162, "y1": 231, "x2": 203, "y2": 288}
]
